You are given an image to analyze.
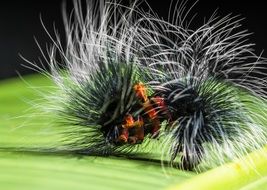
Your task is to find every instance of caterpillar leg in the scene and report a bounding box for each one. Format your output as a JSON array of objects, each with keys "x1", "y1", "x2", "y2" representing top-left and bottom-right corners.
[
  {"x1": 118, "y1": 128, "x2": 129, "y2": 143},
  {"x1": 128, "y1": 126, "x2": 144, "y2": 144}
]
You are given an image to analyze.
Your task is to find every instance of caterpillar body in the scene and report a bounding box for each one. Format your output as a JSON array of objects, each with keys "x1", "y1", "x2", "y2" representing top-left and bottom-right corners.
[{"x1": 36, "y1": 0, "x2": 267, "y2": 171}]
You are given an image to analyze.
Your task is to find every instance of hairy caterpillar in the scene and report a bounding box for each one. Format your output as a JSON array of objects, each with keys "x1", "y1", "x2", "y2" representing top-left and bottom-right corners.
[{"x1": 32, "y1": 0, "x2": 267, "y2": 171}]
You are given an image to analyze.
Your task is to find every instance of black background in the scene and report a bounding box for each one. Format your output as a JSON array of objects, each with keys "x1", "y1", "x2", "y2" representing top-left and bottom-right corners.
[{"x1": 0, "y1": 0, "x2": 267, "y2": 80}]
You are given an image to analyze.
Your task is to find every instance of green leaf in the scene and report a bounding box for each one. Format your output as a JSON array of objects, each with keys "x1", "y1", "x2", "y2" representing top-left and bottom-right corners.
[{"x1": 1, "y1": 74, "x2": 267, "y2": 190}]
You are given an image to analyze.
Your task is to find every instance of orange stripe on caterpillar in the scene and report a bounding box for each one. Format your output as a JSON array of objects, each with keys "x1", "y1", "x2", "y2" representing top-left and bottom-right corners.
[
  {"x1": 134, "y1": 82, "x2": 148, "y2": 102},
  {"x1": 122, "y1": 114, "x2": 144, "y2": 129}
]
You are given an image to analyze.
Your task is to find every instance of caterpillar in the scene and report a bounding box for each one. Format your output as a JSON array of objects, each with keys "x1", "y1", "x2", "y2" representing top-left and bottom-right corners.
[{"x1": 34, "y1": 0, "x2": 267, "y2": 171}]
